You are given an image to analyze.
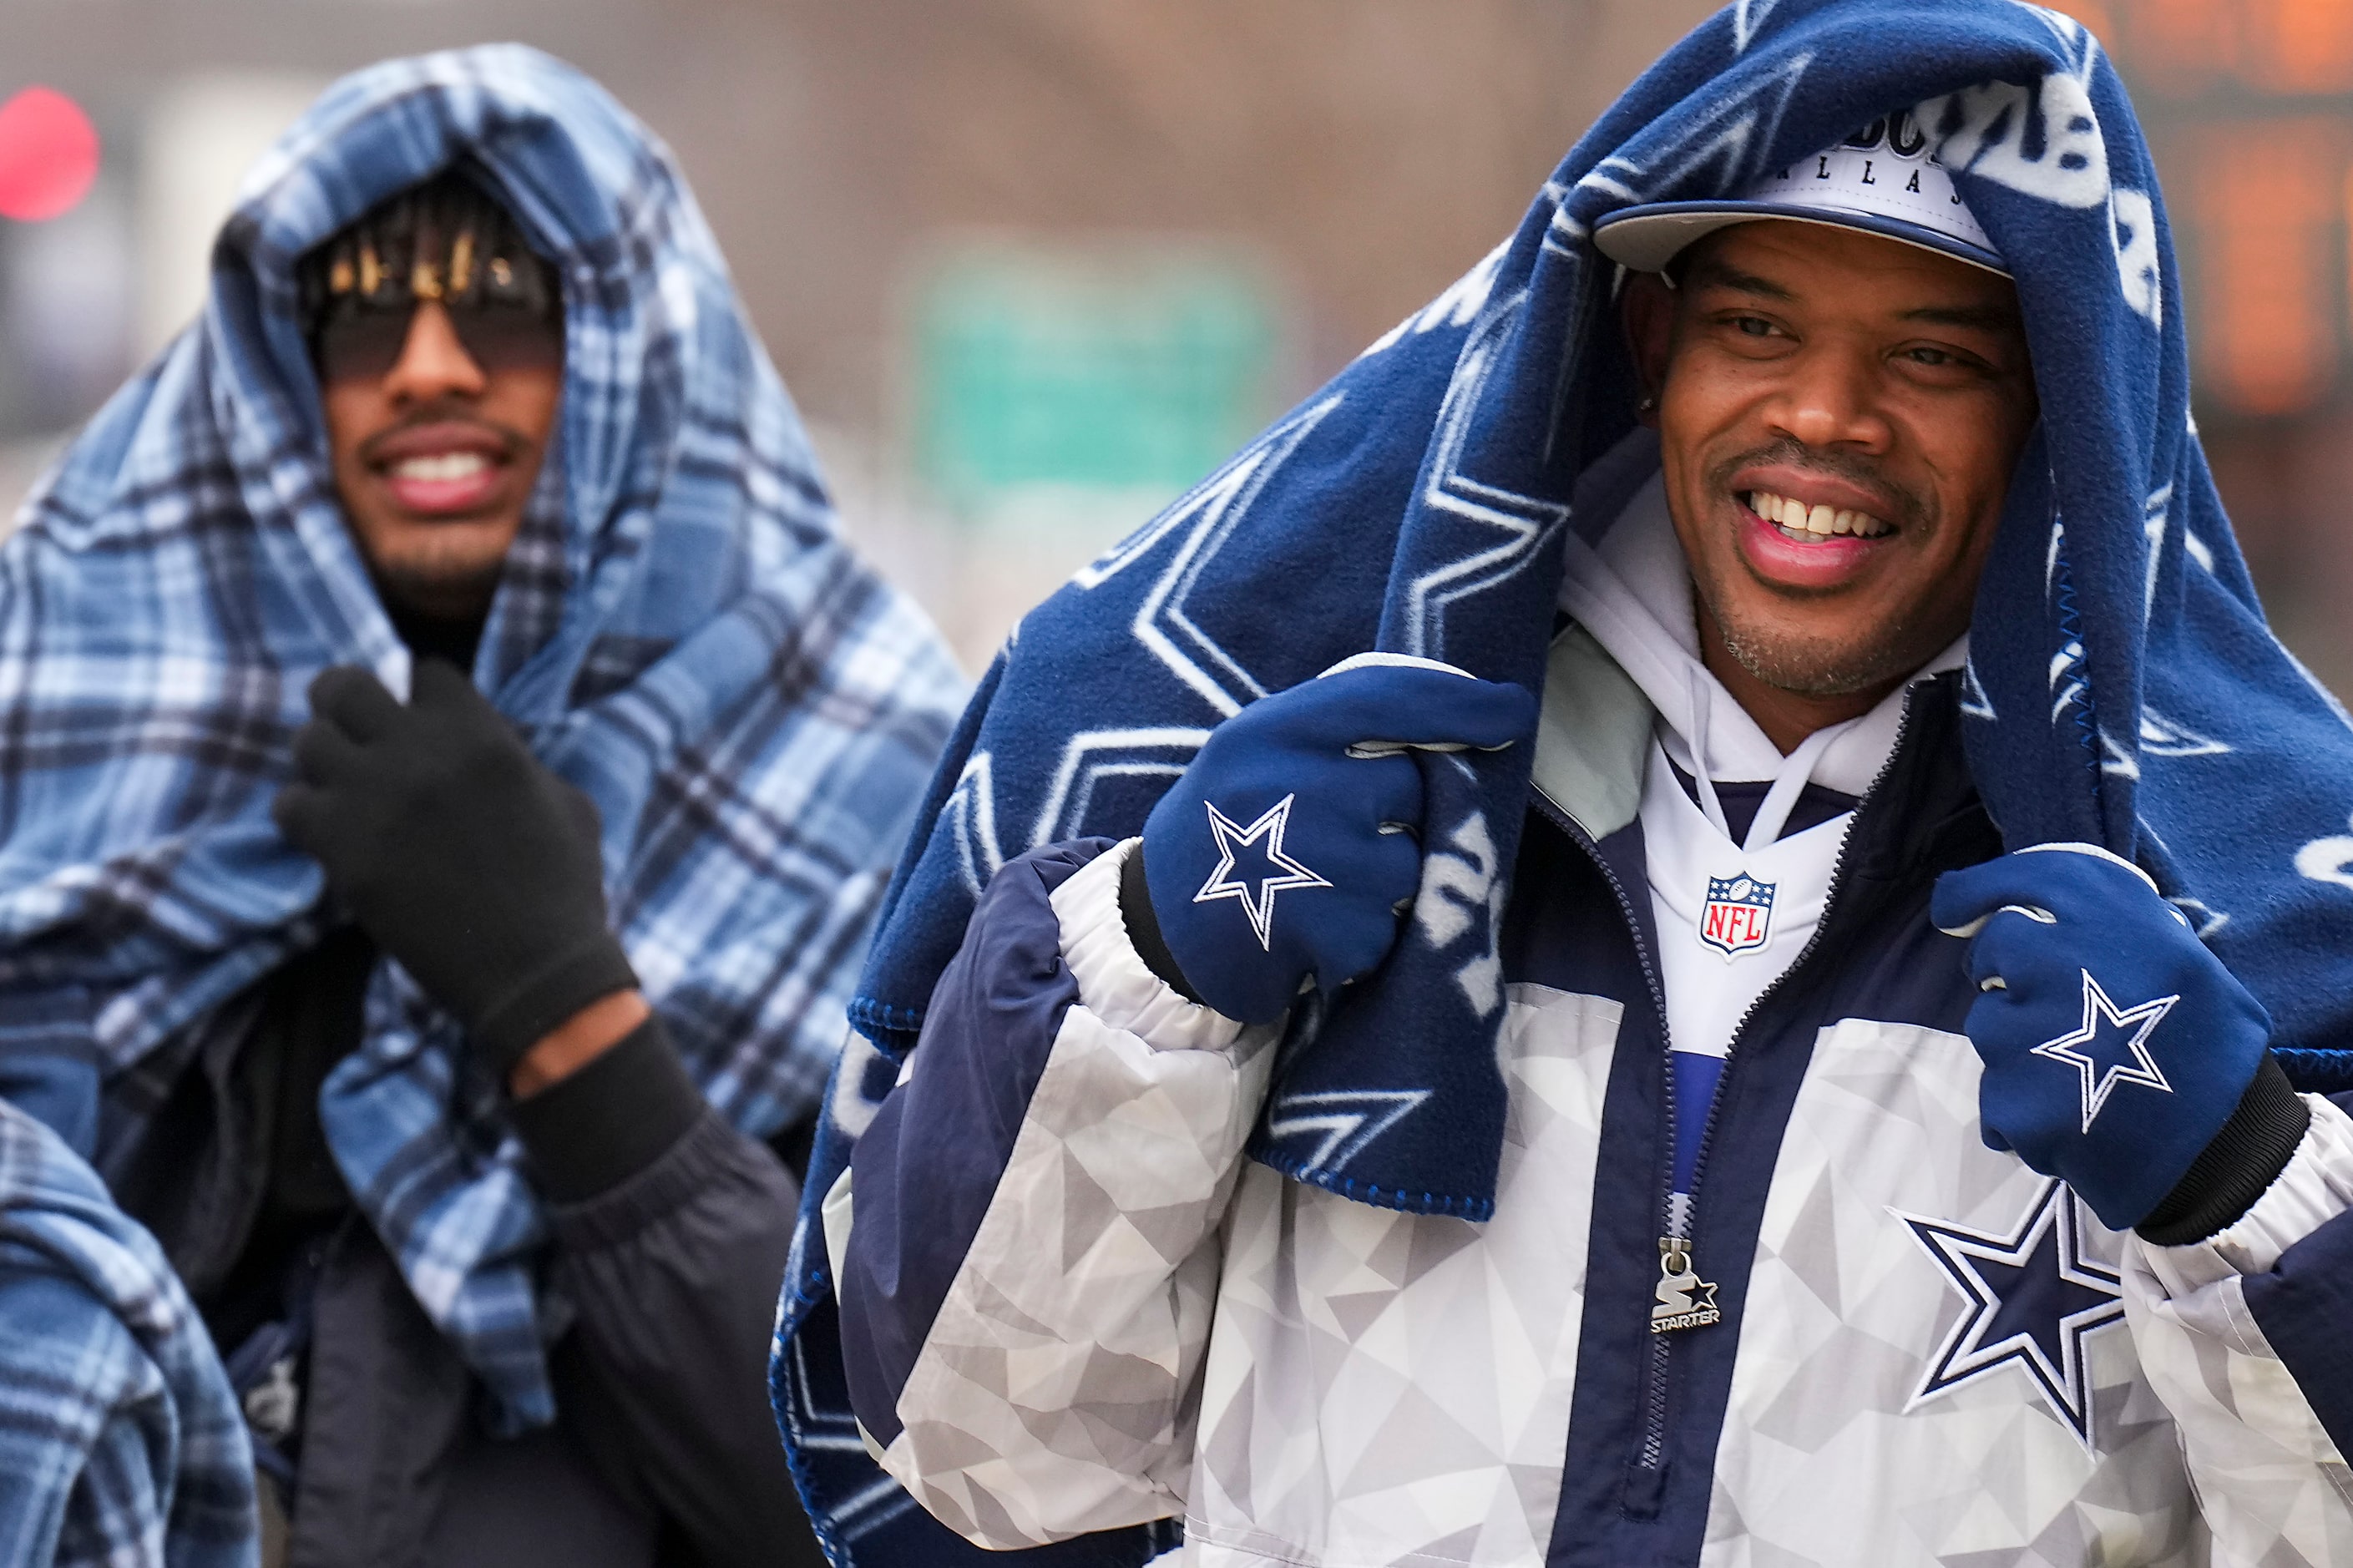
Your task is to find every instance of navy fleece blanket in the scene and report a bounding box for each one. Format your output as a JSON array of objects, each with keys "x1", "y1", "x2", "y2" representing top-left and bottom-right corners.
[{"x1": 854, "y1": 0, "x2": 2353, "y2": 1218}]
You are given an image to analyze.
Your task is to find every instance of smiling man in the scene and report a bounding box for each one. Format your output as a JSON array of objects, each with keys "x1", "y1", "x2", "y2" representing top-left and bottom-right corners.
[
  {"x1": 779, "y1": 9, "x2": 2353, "y2": 1565},
  {"x1": 1628, "y1": 222, "x2": 2036, "y2": 749},
  {"x1": 307, "y1": 175, "x2": 566, "y2": 634},
  {"x1": 0, "y1": 49, "x2": 964, "y2": 1568}
]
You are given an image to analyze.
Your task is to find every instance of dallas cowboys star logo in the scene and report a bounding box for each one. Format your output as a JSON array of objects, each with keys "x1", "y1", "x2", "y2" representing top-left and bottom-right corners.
[
  {"x1": 1895, "y1": 1179, "x2": 2125, "y2": 1446},
  {"x1": 2031, "y1": 970, "x2": 2178, "y2": 1133},
  {"x1": 1194, "y1": 795, "x2": 1331, "y2": 949}
]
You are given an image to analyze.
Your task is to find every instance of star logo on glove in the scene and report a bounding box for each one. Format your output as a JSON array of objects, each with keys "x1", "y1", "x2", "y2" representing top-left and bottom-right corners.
[
  {"x1": 2032, "y1": 970, "x2": 2179, "y2": 1134},
  {"x1": 1196, "y1": 795, "x2": 1332, "y2": 950}
]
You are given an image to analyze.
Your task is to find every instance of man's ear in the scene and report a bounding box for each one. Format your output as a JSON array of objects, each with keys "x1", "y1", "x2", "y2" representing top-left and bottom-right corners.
[{"x1": 1620, "y1": 271, "x2": 1677, "y2": 429}]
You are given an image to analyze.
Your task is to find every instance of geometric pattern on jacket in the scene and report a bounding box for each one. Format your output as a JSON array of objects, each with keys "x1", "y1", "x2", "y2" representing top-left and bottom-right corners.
[{"x1": 823, "y1": 630, "x2": 2353, "y2": 1566}]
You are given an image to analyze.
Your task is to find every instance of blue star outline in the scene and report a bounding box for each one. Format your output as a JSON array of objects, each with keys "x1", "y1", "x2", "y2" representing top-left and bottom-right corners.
[
  {"x1": 2031, "y1": 969, "x2": 2178, "y2": 1134},
  {"x1": 1897, "y1": 1178, "x2": 2125, "y2": 1446},
  {"x1": 1195, "y1": 795, "x2": 1331, "y2": 949}
]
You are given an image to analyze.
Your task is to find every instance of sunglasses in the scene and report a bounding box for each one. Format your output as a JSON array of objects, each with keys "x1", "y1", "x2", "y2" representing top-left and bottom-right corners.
[{"x1": 314, "y1": 297, "x2": 564, "y2": 385}]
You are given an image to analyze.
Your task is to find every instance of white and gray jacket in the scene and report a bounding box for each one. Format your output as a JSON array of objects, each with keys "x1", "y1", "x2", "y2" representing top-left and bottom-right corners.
[{"x1": 822, "y1": 625, "x2": 2353, "y2": 1567}]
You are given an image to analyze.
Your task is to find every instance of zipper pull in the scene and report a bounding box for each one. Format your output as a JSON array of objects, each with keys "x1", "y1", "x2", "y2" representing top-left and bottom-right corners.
[{"x1": 1651, "y1": 1236, "x2": 1721, "y2": 1333}]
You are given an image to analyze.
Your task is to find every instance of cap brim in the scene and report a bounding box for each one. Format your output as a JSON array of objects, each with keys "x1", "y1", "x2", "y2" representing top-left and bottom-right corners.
[{"x1": 1591, "y1": 201, "x2": 2010, "y2": 278}]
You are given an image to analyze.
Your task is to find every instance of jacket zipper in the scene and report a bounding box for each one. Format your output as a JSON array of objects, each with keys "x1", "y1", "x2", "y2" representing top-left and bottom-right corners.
[
  {"x1": 1524, "y1": 787, "x2": 1680, "y2": 1475},
  {"x1": 1680, "y1": 688, "x2": 1920, "y2": 1264},
  {"x1": 1531, "y1": 684, "x2": 1924, "y2": 1492}
]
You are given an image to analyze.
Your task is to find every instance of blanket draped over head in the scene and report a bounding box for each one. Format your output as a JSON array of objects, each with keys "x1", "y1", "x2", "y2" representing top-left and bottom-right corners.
[
  {"x1": 0, "y1": 45, "x2": 964, "y2": 1428},
  {"x1": 777, "y1": 1, "x2": 2353, "y2": 1559}
]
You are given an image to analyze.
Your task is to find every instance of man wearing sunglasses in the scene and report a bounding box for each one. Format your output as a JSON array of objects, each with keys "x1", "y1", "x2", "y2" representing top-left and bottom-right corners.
[
  {"x1": 0, "y1": 50, "x2": 963, "y2": 1568},
  {"x1": 304, "y1": 175, "x2": 569, "y2": 640}
]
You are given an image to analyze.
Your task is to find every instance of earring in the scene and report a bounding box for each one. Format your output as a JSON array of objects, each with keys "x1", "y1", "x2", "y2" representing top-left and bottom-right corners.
[{"x1": 1637, "y1": 394, "x2": 1658, "y2": 412}]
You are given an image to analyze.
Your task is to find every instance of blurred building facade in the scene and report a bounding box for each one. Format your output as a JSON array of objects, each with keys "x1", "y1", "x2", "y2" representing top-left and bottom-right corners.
[
  {"x1": 7, "y1": 0, "x2": 2353, "y2": 687},
  {"x1": 2053, "y1": 0, "x2": 2353, "y2": 693},
  {"x1": 0, "y1": 0, "x2": 1716, "y2": 669}
]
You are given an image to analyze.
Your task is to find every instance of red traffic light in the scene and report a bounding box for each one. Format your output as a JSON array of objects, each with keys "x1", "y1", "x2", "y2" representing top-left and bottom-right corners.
[{"x1": 0, "y1": 87, "x2": 99, "y2": 222}]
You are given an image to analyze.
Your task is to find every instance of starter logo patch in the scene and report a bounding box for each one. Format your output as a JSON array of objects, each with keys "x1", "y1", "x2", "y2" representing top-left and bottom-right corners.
[{"x1": 1700, "y1": 873, "x2": 1776, "y2": 958}]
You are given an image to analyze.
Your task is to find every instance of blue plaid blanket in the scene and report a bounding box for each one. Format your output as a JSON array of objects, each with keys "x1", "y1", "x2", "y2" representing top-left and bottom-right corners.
[
  {"x1": 0, "y1": 45, "x2": 964, "y2": 1429},
  {"x1": 778, "y1": 1, "x2": 2353, "y2": 1560},
  {"x1": 0, "y1": 1098, "x2": 256, "y2": 1567}
]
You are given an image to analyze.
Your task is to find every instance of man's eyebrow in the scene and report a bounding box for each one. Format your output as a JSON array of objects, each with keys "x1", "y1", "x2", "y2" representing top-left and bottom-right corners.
[
  {"x1": 1683, "y1": 258, "x2": 2022, "y2": 331},
  {"x1": 1683, "y1": 263, "x2": 1795, "y2": 300},
  {"x1": 1897, "y1": 301, "x2": 2023, "y2": 332}
]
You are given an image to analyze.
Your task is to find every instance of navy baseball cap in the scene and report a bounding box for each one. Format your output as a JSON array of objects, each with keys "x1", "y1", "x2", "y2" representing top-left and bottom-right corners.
[{"x1": 1592, "y1": 112, "x2": 2007, "y2": 278}]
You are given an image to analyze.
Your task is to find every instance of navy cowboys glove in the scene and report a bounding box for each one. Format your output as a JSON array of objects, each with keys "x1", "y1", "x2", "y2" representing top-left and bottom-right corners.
[
  {"x1": 1129, "y1": 657, "x2": 1536, "y2": 1024},
  {"x1": 272, "y1": 660, "x2": 639, "y2": 1078},
  {"x1": 1930, "y1": 842, "x2": 2295, "y2": 1234}
]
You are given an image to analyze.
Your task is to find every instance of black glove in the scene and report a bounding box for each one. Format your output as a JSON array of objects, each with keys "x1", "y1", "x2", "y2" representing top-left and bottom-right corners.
[{"x1": 272, "y1": 659, "x2": 638, "y2": 1076}]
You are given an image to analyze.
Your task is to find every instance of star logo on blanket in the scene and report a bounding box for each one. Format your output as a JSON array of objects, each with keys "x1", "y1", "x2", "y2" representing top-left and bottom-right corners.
[
  {"x1": 1197, "y1": 795, "x2": 1332, "y2": 948},
  {"x1": 2032, "y1": 970, "x2": 2178, "y2": 1133},
  {"x1": 1699, "y1": 873, "x2": 1775, "y2": 959},
  {"x1": 1897, "y1": 1179, "x2": 2125, "y2": 1447}
]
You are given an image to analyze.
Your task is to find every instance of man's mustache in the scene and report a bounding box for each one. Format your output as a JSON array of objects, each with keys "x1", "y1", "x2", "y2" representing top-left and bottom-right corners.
[
  {"x1": 1708, "y1": 438, "x2": 1926, "y2": 530},
  {"x1": 355, "y1": 402, "x2": 532, "y2": 468}
]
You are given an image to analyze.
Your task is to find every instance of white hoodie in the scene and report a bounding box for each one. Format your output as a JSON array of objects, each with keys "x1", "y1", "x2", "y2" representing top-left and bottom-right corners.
[{"x1": 1559, "y1": 474, "x2": 1966, "y2": 1217}]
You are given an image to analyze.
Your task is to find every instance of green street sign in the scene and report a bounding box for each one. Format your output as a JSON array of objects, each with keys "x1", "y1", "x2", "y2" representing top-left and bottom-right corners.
[{"x1": 913, "y1": 245, "x2": 1281, "y2": 501}]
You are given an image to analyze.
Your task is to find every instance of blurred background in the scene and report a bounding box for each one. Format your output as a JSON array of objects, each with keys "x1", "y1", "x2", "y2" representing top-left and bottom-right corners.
[{"x1": 2, "y1": 0, "x2": 2351, "y2": 687}]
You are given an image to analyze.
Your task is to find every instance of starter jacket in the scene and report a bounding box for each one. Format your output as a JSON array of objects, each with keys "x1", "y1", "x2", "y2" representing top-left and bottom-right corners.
[
  {"x1": 775, "y1": 5, "x2": 2353, "y2": 1561},
  {"x1": 828, "y1": 624, "x2": 2353, "y2": 1567}
]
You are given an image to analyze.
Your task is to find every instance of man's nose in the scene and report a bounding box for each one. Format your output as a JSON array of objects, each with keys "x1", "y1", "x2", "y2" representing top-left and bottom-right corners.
[
  {"x1": 1763, "y1": 343, "x2": 1893, "y2": 453},
  {"x1": 381, "y1": 301, "x2": 487, "y2": 403}
]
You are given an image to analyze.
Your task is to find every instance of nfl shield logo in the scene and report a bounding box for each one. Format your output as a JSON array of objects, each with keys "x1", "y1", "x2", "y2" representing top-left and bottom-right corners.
[{"x1": 1700, "y1": 873, "x2": 1775, "y2": 958}]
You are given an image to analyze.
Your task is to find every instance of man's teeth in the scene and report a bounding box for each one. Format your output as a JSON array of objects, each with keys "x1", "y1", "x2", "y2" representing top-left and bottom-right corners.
[
  {"x1": 1747, "y1": 489, "x2": 1890, "y2": 539},
  {"x1": 390, "y1": 452, "x2": 490, "y2": 483}
]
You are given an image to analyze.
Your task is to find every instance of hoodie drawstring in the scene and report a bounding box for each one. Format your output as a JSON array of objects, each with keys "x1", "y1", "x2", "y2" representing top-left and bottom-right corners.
[
  {"x1": 1676, "y1": 665, "x2": 1855, "y2": 854},
  {"x1": 1683, "y1": 665, "x2": 1733, "y2": 841},
  {"x1": 1739, "y1": 723, "x2": 1846, "y2": 852}
]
